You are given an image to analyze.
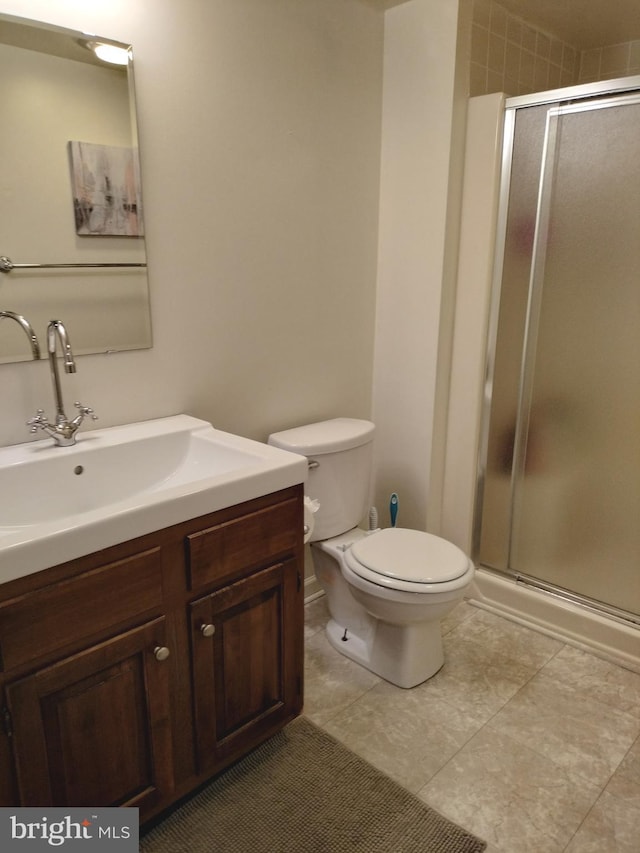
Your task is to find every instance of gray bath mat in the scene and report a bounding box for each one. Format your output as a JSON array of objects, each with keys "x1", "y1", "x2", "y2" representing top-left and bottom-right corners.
[{"x1": 140, "y1": 715, "x2": 486, "y2": 852}]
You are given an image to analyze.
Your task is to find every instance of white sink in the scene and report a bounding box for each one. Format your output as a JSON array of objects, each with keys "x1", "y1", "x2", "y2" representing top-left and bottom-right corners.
[{"x1": 0, "y1": 415, "x2": 307, "y2": 583}]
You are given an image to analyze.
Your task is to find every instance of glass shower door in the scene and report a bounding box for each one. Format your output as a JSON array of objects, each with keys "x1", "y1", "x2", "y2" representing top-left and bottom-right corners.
[{"x1": 480, "y1": 92, "x2": 640, "y2": 620}]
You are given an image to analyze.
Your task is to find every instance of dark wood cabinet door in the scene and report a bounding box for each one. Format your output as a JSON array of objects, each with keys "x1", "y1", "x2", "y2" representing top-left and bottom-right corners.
[
  {"x1": 190, "y1": 558, "x2": 301, "y2": 772},
  {"x1": 5, "y1": 618, "x2": 174, "y2": 819}
]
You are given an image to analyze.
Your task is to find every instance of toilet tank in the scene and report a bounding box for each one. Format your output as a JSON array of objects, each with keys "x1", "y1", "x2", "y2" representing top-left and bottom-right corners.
[{"x1": 268, "y1": 418, "x2": 375, "y2": 541}]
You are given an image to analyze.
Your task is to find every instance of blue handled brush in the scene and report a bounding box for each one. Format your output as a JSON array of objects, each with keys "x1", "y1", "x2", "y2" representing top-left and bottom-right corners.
[{"x1": 389, "y1": 493, "x2": 398, "y2": 527}]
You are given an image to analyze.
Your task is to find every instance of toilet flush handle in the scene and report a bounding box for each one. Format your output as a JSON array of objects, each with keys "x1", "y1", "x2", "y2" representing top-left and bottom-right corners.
[{"x1": 308, "y1": 459, "x2": 320, "y2": 469}]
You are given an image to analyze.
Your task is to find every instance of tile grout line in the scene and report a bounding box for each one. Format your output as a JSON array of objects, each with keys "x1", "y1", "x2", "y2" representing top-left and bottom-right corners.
[{"x1": 414, "y1": 638, "x2": 570, "y2": 812}]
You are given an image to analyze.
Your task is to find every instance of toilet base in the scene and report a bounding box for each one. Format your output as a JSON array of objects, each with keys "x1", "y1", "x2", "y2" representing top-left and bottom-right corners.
[{"x1": 325, "y1": 615, "x2": 444, "y2": 689}]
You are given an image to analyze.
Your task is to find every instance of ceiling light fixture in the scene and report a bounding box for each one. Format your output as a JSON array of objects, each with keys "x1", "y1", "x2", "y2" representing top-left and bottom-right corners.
[{"x1": 85, "y1": 40, "x2": 130, "y2": 66}]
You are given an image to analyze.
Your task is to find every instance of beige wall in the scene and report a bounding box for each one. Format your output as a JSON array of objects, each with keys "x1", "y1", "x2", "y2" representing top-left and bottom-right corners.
[
  {"x1": 372, "y1": 0, "x2": 470, "y2": 533},
  {"x1": 0, "y1": 0, "x2": 383, "y2": 449},
  {"x1": 442, "y1": 93, "x2": 504, "y2": 554},
  {"x1": 2, "y1": 0, "x2": 470, "y2": 551}
]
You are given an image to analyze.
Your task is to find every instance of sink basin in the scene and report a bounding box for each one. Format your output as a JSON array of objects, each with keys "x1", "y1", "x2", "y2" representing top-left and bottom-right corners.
[{"x1": 0, "y1": 415, "x2": 307, "y2": 583}]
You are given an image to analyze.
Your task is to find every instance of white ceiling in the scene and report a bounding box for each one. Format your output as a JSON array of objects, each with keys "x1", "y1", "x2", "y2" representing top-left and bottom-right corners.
[{"x1": 488, "y1": 0, "x2": 640, "y2": 50}]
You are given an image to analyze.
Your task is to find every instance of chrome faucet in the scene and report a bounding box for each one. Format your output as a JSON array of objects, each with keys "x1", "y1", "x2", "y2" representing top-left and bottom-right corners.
[
  {"x1": 0, "y1": 310, "x2": 41, "y2": 360},
  {"x1": 27, "y1": 319, "x2": 97, "y2": 447}
]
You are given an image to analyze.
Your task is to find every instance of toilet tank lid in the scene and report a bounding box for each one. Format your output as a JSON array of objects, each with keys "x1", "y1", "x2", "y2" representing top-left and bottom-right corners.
[{"x1": 268, "y1": 418, "x2": 375, "y2": 455}]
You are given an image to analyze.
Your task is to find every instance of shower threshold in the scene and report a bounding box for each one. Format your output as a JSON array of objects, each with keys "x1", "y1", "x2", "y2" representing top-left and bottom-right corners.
[
  {"x1": 468, "y1": 566, "x2": 640, "y2": 674},
  {"x1": 513, "y1": 572, "x2": 640, "y2": 629}
]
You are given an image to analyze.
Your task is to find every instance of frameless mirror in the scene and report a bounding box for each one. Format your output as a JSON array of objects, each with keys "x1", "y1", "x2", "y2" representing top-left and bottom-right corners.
[{"x1": 0, "y1": 14, "x2": 152, "y2": 363}]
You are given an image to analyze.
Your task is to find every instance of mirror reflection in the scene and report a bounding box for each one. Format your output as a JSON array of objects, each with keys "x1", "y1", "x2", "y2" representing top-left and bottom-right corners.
[{"x1": 0, "y1": 14, "x2": 152, "y2": 364}]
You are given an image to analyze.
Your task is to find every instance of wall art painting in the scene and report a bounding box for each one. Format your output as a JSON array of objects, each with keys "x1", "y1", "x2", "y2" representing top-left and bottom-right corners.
[{"x1": 69, "y1": 141, "x2": 144, "y2": 237}]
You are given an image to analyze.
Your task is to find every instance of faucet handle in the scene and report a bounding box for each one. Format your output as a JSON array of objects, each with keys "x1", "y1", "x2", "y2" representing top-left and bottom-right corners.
[
  {"x1": 27, "y1": 409, "x2": 49, "y2": 432},
  {"x1": 74, "y1": 402, "x2": 98, "y2": 422}
]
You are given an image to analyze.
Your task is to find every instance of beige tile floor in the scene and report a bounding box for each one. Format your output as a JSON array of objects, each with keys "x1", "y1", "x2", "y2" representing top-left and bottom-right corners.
[{"x1": 303, "y1": 596, "x2": 640, "y2": 852}]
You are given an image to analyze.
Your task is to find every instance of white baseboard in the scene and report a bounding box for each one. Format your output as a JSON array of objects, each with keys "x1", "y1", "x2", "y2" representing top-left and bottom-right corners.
[{"x1": 304, "y1": 574, "x2": 323, "y2": 604}]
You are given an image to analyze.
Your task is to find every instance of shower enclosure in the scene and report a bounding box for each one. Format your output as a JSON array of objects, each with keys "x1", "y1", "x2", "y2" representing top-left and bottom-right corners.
[{"x1": 475, "y1": 81, "x2": 640, "y2": 625}]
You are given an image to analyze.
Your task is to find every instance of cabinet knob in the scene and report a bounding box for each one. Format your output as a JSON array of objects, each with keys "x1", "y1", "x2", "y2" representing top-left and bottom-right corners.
[
  {"x1": 153, "y1": 645, "x2": 170, "y2": 661},
  {"x1": 200, "y1": 623, "x2": 216, "y2": 638}
]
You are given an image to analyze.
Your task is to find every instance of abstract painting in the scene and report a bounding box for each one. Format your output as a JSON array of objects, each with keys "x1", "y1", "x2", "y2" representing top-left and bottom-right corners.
[{"x1": 69, "y1": 141, "x2": 144, "y2": 237}]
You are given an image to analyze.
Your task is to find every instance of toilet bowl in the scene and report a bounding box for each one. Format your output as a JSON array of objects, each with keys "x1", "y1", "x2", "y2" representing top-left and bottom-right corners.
[
  {"x1": 267, "y1": 417, "x2": 475, "y2": 689},
  {"x1": 312, "y1": 526, "x2": 474, "y2": 687}
]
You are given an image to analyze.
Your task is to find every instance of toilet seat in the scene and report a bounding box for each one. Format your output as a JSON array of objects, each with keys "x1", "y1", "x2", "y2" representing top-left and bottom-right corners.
[{"x1": 344, "y1": 528, "x2": 471, "y2": 593}]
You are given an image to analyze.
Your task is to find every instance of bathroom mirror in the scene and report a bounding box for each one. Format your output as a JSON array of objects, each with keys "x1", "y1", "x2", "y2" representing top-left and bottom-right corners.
[{"x1": 0, "y1": 14, "x2": 151, "y2": 364}]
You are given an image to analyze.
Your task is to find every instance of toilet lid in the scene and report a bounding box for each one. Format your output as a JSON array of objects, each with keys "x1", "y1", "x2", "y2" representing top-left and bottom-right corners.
[{"x1": 350, "y1": 528, "x2": 469, "y2": 584}]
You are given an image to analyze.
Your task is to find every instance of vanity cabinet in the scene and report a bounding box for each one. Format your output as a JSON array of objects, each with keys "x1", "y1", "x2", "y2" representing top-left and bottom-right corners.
[
  {"x1": 0, "y1": 485, "x2": 304, "y2": 824},
  {"x1": 190, "y1": 558, "x2": 300, "y2": 772},
  {"x1": 5, "y1": 618, "x2": 174, "y2": 812}
]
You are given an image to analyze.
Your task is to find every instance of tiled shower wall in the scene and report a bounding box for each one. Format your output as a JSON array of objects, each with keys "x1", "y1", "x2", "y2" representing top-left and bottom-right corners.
[
  {"x1": 579, "y1": 41, "x2": 640, "y2": 84},
  {"x1": 471, "y1": 0, "x2": 640, "y2": 97}
]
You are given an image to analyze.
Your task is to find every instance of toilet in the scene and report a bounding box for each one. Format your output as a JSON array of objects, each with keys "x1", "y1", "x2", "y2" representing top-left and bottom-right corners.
[{"x1": 268, "y1": 418, "x2": 474, "y2": 688}]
